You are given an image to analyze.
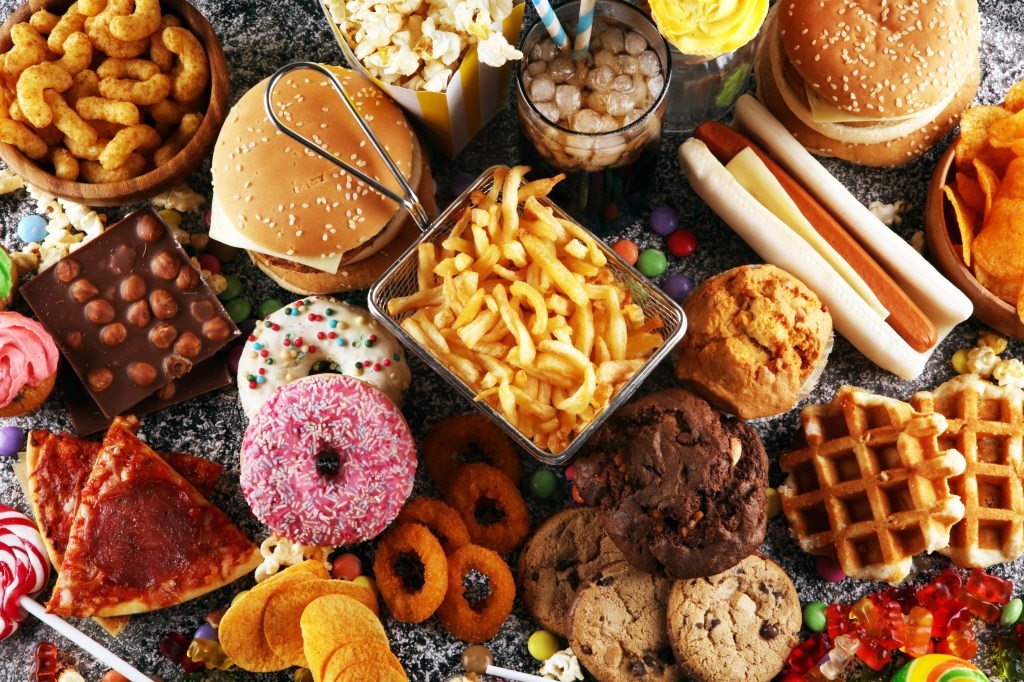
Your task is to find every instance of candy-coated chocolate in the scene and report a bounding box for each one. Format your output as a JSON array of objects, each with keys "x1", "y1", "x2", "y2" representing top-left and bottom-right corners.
[
  {"x1": 802, "y1": 601, "x2": 827, "y2": 632},
  {"x1": 951, "y1": 349, "x2": 970, "y2": 374},
  {"x1": 353, "y1": 575, "x2": 378, "y2": 597},
  {"x1": 259, "y1": 299, "x2": 285, "y2": 319},
  {"x1": 158, "y1": 209, "x2": 182, "y2": 227},
  {"x1": 226, "y1": 345, "x2": 243, "y2": 375},
  {"x1": 197, "y1": 253, "x2": 221, "y2": 275},
  {"x1": 1002, "y1": 598, "x2": 1023, "y2": 625},
  {"x1": 649, "y1": 205, "x2": 679, "y2": 235},
  {"x1": 571, "y1": 483, "x2": 583, "y2": 504},
  {"x1": 225, "y1": 297, "x2": 252, "y2": 323},
  {"x1": 816, "y1": 555, "x2": 845, "y2": 582},
  {"x1": 667, "y1": 228, "x2": 697, "y2": 257},
  {"x1": 462, "y1": 645, "x2": 493, "y2": 673},
  {"x1": 17, "y1": 214, "x2": 48, "y2": 243},
  {"x1": 193, "y1": 623, "x2": 218, "y2": 644},
  {"x1": 0, "y1": 426, "x2": 27, "y2": 457},
  {"x1": 528, "y1": 470, "x2": 557, "y2": 500},
  {"x1": 230, "y1": 590, "x2": 248, "y2": 606},
  {"x1": 889, "y1": 653, "x2": 989, "y2": 682},
  {"x1": 612, "y1": 239, "x2": 639, "y2": 265},
  {"x1": 218, "y1": 274, "x2": 242, "y2": 302},
  {"x1": 527, "y1": 630, "x2": 560, "y2": 661},
  {"x1": 332, "y1": 552, "x2": 362, "y2": 581},
  {"x1": 662, "y1": 273, "x2": 693, "y2": 302},
  {"x1": 636, "y1": 249, "x2": 667, "y2": 277},
  {"x1": 564, "y1": 464, "x2": 574, "y2": 481}
]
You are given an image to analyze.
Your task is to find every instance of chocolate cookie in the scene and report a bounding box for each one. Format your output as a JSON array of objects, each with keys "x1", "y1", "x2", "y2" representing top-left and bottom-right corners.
[
  {"x1": 567, "y1": 560, "x2": 681, "y2": 682},
  {"x1": 517, "y1": 507, "x2": 625, "y2": 637},
  {"x1": 574, "y1": 388, "x2": 767, "y2": 579},
  {"x1": 666, "y1": 554, "x2": 800, "y2": 682}
]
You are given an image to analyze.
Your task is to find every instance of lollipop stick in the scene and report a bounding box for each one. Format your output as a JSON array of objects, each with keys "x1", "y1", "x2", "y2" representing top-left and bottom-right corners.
[
  {"x1": 485, "y1": 664, "x2": 550, "y2": 682},
  {"x1": 572, "y1": 0, "x2": 596, "y2": 59},
  {"x1": 529, "y1": 0, "x2": 569, "y2": 51},
  {"x1": 19, "y1": 597, "x2": 152, "y2": 682}
]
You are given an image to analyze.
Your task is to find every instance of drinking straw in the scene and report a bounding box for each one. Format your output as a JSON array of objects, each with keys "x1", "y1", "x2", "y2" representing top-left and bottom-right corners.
[
  {"x1": 530, "y1": 0, "x2": 569, "y2": 51},
  {"x1": 572, "y1": 0, "x2": 596, "y2": 58}
]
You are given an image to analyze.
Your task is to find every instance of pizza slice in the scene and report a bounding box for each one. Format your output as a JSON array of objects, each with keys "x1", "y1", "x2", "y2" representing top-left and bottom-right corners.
[{"x1": 46, "y1": 417, "x2": 261, "y2": 618}]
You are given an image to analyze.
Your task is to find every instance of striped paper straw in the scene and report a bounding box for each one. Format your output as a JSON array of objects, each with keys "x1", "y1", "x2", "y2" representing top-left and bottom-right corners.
[
  {"x1": 530, "y1": 0, "x2": 569, "y2": 51},
  {"x1": 572, "y1": 0, "x2": 596, "y2": 58}
]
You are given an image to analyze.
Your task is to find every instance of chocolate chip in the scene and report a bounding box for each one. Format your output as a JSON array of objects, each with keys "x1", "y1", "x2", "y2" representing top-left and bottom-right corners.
[
  {"x1": 581, "y1": 646, "x2": 593, "y2": 655},
  {"x1": 126, "y1": 300, "x2": 151, "y2": 328},
  {"x1": 164, "y1": 354, "x2": 191, "y2": 378},
  {"x1": 530, "y1": 571, "x2": 540, "y2": 582},
  {"x1": 70, "y1": 279, "x2": 98, "y2": 303},
  {"x1": 202, "y1": 317, "x2": 231, "y2": 341},
  {"x1": 174, "y1": 333, "x2": 201, "y2": 357},
  {"x1": 56, "y1": 259, "x2": 79, "y2": 283},
  {"x1": 643, "y1": 655, "x2": 657, "y2": 667},
  {"x1": 759, "y1": 622, "x2": 779, "y2": 640},
  {"x1": 85, "y1": 299, "x2": 115, "y2": 324},
  {"x1": 127, "y1": 362, "x2": 157, "y2": 386},
  {"x1": 708, "y1": 618, "x2": 720, "y2": 630},
  {"x1": 190, "y1": 300, "x2": 215, "y2": 322},
  {"x1": 88, "y1": 368, "x2": 113, "y2": 391},
  {"x1": 100, "y1": 323, "x2": 127, "y2": 346},
  {"x1": 151, "y1": 252, "x2": 179, "y2": 280},
  {"x1": 137, "y1": 215, "x2": 163, "y2": 241},
  {"x1": 149, "y1": 323, "x2": 177, "y2": 349},
  {"x1": 629, "y1": 660, "x2": 646, "y2": 675},
  {"x1": 176, "y1": 266, "x2": 199, "y2": 290},
  {"x1": 150, "y1": 290, "x2": 178, "y2": 319},
  {"x1": 157, "y1": 383, "x2": 176, "y2": 400},
  {"x1": 120, "y1": 275, "x2": 146, "y2": 302},
  {"x1": 596, "y1": 575, "x2": 616, "y2": 586}
]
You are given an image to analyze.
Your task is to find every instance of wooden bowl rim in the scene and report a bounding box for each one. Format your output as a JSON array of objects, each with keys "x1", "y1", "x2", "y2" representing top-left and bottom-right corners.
[
  {"x1": 925, "y1": 138, "x2": 1024, "y2": 338},
  {"x1": 0, "y1": 0, "x2": 228, "y2": 206}
]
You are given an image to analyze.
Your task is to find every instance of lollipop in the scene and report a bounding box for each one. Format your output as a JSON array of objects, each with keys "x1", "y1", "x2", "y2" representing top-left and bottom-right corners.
[
  {"x1": 461, "y1": 646, "x2": 551, "y2": 682},
  {"x1": 889, "y1": 654, "x2": 990, "y2": 682},
  {"x1": 0, "y1": 505, "x2": 152, "y2": 682}
]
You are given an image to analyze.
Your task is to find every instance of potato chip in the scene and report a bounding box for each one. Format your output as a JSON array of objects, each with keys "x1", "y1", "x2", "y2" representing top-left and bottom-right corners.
[
  {"x1": 1007, "y1": 79, "x2": 1024, "y2": 114},
  {"x1": 301, "y1": 595, "x2": 387, "y2": 682},
  {"x1": 942, "y1": 185, "x2": 978, "y2": 266},
  {"x1": 957, "y1": 105, "x2": 1011, "y2": 172},
  {"x1": 972, "y1": 157, "x2": 1024, "y2": 303},
  {"x1": 988, "y1": 108, "x2": 1024, "y2": 150},
  {"x1": 264, "y1": 580, "x2": 380, "y2": 669},
  {"x1": 322, "y1": 641, "x2": 405, "y2": 682},
  {"x1": 253, "y1": 559, "x2": 331, "y2": 592},
  {"x1": 974, "y1": 158, "x2": 1002, "y2": 218},
  {"x1": 955, "y1": 172, "x2": 986, "y2": 213}
]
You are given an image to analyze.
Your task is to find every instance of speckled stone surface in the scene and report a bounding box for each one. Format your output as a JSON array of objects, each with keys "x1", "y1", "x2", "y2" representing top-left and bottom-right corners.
[{"x1": 0, "y1": 1, "x2": 1022, "y2": 681}]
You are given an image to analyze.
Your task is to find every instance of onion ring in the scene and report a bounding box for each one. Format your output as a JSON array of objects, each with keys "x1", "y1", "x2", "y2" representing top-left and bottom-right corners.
[
  {"x1": 437, "y1": 543, "x2": 516, "y2": 643},
  {"x1": 423, "y1": 415, "x2": 521, "y2": 489},
  {"x1": 444, "y1": 463, "x2": 530, "y2": 556},
  {"x1": 395, "y1": 498, "x2": 470, "y2": 554},
  {"x1": 372, "y1": 523, "x2": 447, "y2": 623}
]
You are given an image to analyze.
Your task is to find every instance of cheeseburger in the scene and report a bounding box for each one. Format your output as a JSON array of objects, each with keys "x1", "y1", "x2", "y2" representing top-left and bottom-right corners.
[
  {"x1": 755, "y1": 0, "x2": 980, "y2": 167},
  {"x1": 210, "y1": 65, "x2": 435, "y2": 294}
]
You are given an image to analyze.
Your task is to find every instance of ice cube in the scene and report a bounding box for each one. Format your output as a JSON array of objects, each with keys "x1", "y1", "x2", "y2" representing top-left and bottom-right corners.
[
  {"x1": 618, "y1": 55, "x2": 639, "y2": 75},
  {"x1": 587, "y1": 90, "x2": 609, "y2": 114},
  {"x1": 593, "y1": 49, "x2": 617, "y2": 69},
  {"x1": 522, "y1": 71, "x2": 534, "y2": 90},
  {"x1": 535, "y1": 100, "x2": 561, "y2": 124},
  {"x1": 530, "y1": 74, "x2": 556, "y2": 102},
  {"x1": 605, "y1": 91, "x2": 634, "y2": 117},
  {"x1": 533, "y1": 39, "x2": 557, "y2": 62},
  {"x1": 589, "y1": 33, "x2": 603, "y2": 51},
  {"x1": 586, "y1": 65, "x2": 615, "y2": 91},
  {"x1": 555, "y1": 84, "x2": 582, "y2": 119},
  {"x1": 611, "y1": 74, "x2": 635, "y2": 93},
  {"x1": 572, "y1": 108, "x2": 604, "y2": 133},
  {"x1": 527, "y1": 60, "x2": 548, "y2": 76},
  {"x1": 567, "y1": 61, "x2": 589, "y2": 87},
  {"x1": 601, "y1": 27, "x2": 624, "y2": 54},
  {"x1": 624, "y1": 31, "x2": 647, "y2": 55},
  {"x1": 548, "y1": 56, "x2": 575, "y2": 84},
  {"x1": 600, "y1": 114, "x2": 620, "y2": 132},
  {"x1": 647, "y1": 73, "x2": 665, "y2": 98},
  {"x1": 638, "y1": 50, "x2": 661, "y2": 77},
  {"x1": 622, "y1": 108, "x2": 642, "y2": 126}
]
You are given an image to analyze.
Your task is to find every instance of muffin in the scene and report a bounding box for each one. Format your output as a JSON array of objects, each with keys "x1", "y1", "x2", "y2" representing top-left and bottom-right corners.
[
  {"x1": 673, "y1": 264, "x2": 832, "y2": 420},
  {"x1": 0, "y1": 245, "x2": 17, "y2": 311},
  {"x1": 0, "y1": 312, "x2": 59, "y2": 417}
]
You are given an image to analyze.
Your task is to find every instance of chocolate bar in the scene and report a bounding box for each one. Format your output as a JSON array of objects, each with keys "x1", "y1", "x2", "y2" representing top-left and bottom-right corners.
[
  {"x1": 21, "y1": 207, "x2": 239, "y2": 418},
  {"x1": 62, "y1": 354, "x2": 233, "y2": 436}
]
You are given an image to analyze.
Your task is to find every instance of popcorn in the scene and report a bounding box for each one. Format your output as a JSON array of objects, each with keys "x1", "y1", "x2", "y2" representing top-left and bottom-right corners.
[
  {"x1": 0, "y1": 168, "x2": 25, "y2": 195},
  {"x1": 993, "y1": 359, "x2": 1024, "y2": 390},
  {"x1": 868, "y1": 199, "x2": 912, "y2": 228},
  {"x1": 15, "y1": 185, "x2": 109, "y2": 273},
  {"x1": 966, "y1": 345, "x2": 1000, "y2": 378},
  {"x1": 331, "y1": 0, "x2": 521, "y2": 92},
  {"x1": 150, "y1": 183, "x2": 207, "y2": 213},
  {"x1": 540, "y1": 648, "x2": 585, "y2": 681},
  {"x1": 254, "y1": 534, "x2": 332, "y2": 583},
  {"x1": 978, "y1": 329, "x2": 1009, "y2": 355}
]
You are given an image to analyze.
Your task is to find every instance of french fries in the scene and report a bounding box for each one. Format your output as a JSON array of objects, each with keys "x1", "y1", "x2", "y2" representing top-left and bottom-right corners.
[{"x1": 387, "y1": 167, "x2": 665, "y2": 454}]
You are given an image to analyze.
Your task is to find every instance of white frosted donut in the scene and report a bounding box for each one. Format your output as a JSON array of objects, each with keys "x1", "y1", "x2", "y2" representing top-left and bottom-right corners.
[{"x1": 237, "y1": 296, "x2": 411, "y2": 419}]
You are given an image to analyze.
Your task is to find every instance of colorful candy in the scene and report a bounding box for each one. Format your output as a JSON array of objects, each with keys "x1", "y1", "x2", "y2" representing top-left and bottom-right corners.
[
  {"x1": 666, "y1": 228, "x2": 697, "y2": 257},
  {"x1": 160, "y1": 632, "x2": 204, "y2": 674},
  {"x1": 803, "y1": 602, "x2": 827, "y2": 633},
  {"x1": 17, "y1": 215, "x2": 48, "y2": 243},
  {"x1": 816, "y1": 555, "x2": 845, "y2": 583},
  {"x1": 889, "y1": 653, "x2": 989, "y2": 682},
  {"x1": 224, "y1": 298, "x2": 252, "y2": 324},
  {"x1": 662, "y1": 274, "x2": 693, "y2": 302},
  {"x1": 33, "y1": 642, "x2": 59, "y2": 682},
  {"x1": 218, "y1": 274, "x2": 242, "y2": 302},
  {"x1": 186, "y1": 637, "x2": 232, "y2": 670},
  {"x1": 527, "y1": 630, "x2": 560, "y2": 661},
  {"x1": 612, "y1": 239, "x2": 639, "y2": 265},
  {"x1": 157, "y1": 209, "x2": 182, "y2": 227},
  {"x1": 0, "y1": 505, "x2": 50, "y2": 639},
  {"x1": 1002, "y1": 598, "x2": 1023, "y2": 626},
  {"x1": 935, "y1": 623, "x2": 977, "y2": 660},
  {"x1": 965, "y1": 568, "x2": 1012, "y2": 605},
  {"x1": 784, "y1": 633, "x2": 831, "y2": 674},
  {"x1": 197, "y1": 253, "x2": 221, "y2": 275},
  {"x1": 649, "y1": 205, "x2": 679, "y2": 235},
  {"x1": 0, "y1": 426, "x2": 26, "y2": 457},
  {"x1": 259, "y1": 299, "x2": 285, "y2": 319},
  {"x1": 635, "y1": 249, "x2": 667, "y2": 277},
  {"x1": 331, "y1": 553, "x2": 362, "y2": 581},
  {"x1": 902, "y1": 607, "x2": 934, "y2": 658},
  {"x1": 528, "y1": 470, "x2": 558, "y2": 500}
]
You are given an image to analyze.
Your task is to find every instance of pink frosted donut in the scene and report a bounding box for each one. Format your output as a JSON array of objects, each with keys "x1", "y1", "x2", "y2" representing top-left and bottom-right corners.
[{"x1": 239, "y1": 374, "x2": 416, "y2": 546}]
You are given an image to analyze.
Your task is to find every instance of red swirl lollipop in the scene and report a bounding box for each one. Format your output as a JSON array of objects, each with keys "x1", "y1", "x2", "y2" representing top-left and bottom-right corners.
[{"x1": 0, "y1": 505, "x2": 50, "y2": 639}]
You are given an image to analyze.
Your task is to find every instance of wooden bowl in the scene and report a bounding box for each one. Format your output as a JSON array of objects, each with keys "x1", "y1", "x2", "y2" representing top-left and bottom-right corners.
[
  {"x1": 924, "y1": 141, "x2": 1024, "y2": 339},
  {"x1": 0, "y1": 0, "x2": 228, "y2": 206}
]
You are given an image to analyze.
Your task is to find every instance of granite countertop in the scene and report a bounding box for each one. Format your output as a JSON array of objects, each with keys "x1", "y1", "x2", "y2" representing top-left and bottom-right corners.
[{"x1": 1, "y1": 1, "x2": 1023, "y2": 681}]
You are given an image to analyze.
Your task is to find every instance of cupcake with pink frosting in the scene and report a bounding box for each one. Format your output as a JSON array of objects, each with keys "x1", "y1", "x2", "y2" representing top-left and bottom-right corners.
[{"x1": 0, "y1": 312, "x2": 58, "y2": 417}]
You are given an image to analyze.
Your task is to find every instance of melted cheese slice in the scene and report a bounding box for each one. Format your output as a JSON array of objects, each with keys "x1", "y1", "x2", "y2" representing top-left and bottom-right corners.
[
  {"x1": 805, "y1": 84, "x2": 923, "y2": 124},
  {"x1": 725, "y1": 148, "x2": 888, "y2": 318},
  {"x1": 209, "y1": 198, "x2": 344, "y2": 274}
]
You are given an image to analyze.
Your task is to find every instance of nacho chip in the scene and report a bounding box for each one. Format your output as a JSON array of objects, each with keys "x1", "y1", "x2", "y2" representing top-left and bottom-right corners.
[
  {"x1": 988, "y1": 109, "x2": 1024, "y2": 149},
  {"x1": 1007, "y1": 79, "x2": 1024, "y2": 113},
  {"x1": 301, "y1": 595, "x2": 387, "y2": 682},
  {"x1": 974, "y1": 158, "x2": 1002, "y2": 218},
  {"x1": 957, "y1": 105, "x2": 1012, "y2": 172},
  {"x1": 264, "y1": 580, "x2": 380, "y2": 669},
  {"x1": 955, "y1": 172, "x2": 986, "y2": 213},
  {"x1": 943, "y1": 185, "x2": 979, "y2": 266}
]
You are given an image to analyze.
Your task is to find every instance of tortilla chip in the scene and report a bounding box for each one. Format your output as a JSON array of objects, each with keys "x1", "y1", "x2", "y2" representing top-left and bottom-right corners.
[{"x1": 943, "y1": 185, "x2": 978, "y2": 266}]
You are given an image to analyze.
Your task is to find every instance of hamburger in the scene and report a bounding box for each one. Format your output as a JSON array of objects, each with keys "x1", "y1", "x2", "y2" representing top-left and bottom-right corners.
[
  {"x1": 755, "y1": 0, "x2": 980, "y2": 167},
  {"x1": 209, "y1": 65, "x2": 435, "y2": 294}
]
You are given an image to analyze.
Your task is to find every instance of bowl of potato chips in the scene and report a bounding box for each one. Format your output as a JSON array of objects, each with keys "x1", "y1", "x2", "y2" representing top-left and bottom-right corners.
[
  {"x1": 0, "y1": 0, "x2": 228, "y2": 205},
  {"x1": 926, "y1": 80, "x2": 1024, "y2": 340},
  {"x1": 370, "y1": 165, "x2": 687, "y2": 464}
]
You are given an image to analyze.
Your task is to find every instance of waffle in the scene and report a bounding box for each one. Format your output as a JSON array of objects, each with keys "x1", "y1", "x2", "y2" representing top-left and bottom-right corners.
[
  {"x1": 911, "y1": 374, "x2": 1024, "y2": 568},
  {"x1": 779, "y1": 386, "x2": 966, "y2": 583}
]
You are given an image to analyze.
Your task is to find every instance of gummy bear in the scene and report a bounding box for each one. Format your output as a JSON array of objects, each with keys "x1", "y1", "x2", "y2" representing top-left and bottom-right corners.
[
  {"x1": 870, "y1": 594, "x2": 906, "y2": 649},
  {"x1": 854, "y1": 633, "x2": 892, "y2": 671},
  {"x1": 883, "y1": 585, "x2": 918, "y2": 615},
  {"x1": 33, "y1": 642, "x2": 58, "y2": 682},
  {"x1": 187, "y1": 638, "x2": 234, "y2": 671},
  {"x1": 827, "y1": 603, "x2": 853, "y2": 640},
  {"x1": 930, "y1": 600, "x2": 971, "y2": 639},
  {"x1": 850, "y1": 598, "x2": 881, "y2": 638},
  {"x1": 958, "y1": 589, "x2": 1002, "y2": 622},
  {"x1": 901, "y1": 607, "x2": 934, "y2": 658},
  {"x1": 785, "y1": 634, "x2": 832, "y2": 674},
  {"x1": 965, "y1": 568, "x2": 1013, "y2": 604},
  {"x1": 819, "y1": 634, "x2": 860, "y2": 680},
  {"x1": 936, "y1": 622, "x2": 978, "y2": 660},
  {"x1": 161, "y1": 632, "x2": 205, "y2": 674},
  {"x1": 917, "y1": 569, "x2": 962, "y2": 609}
]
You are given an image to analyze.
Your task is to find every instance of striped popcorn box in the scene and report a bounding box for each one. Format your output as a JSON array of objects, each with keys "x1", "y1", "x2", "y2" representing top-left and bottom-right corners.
[{"x1": 320, "y1": 0, "x2": 525, "y2": 158}]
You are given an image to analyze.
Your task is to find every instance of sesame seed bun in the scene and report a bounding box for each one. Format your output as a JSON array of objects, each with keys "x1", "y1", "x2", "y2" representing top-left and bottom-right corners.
[
  {"x1": 754, "y1": 0, "x2": 980, "y2": 167},
  {"x1": 211, "y1": 65, "x2": 430, "y2": 272}
]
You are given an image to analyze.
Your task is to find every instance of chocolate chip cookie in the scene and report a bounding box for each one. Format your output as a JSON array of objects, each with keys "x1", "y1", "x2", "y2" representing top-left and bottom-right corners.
[
  {"x1": 567, "y1": 560, "x2": 681, "y2": 682},
  {"x1": 517, "y1": 507, "x2": 625, "y2": 637},
  {"x1": 574, "y1": 388, "x2": 768, "y2": 579},
  {"x1": 667, "y1": 554, "x2": 800, "y2": 682}
]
